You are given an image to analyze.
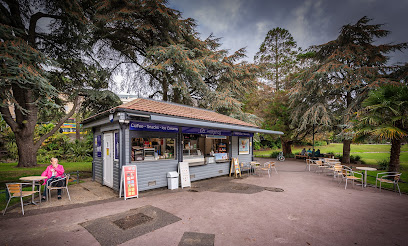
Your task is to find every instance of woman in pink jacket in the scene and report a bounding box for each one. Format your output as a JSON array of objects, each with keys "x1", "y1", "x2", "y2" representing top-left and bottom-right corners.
[{"x1": 41, "y1": 158, "x2": 65, "y2": 200}]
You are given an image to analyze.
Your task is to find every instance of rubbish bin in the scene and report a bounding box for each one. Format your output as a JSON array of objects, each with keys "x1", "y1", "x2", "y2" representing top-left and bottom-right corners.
[{"x1": 167, "y1": 172, "x2": 179, "y2": 190}]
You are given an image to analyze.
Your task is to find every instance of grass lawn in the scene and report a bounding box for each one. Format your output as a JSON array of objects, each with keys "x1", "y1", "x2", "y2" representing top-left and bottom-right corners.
[
  {"x1": 0, "y1": 161, "x2": 92, "y2": 212},
  {"x1": 254, "y1": 143, "x2": 408, "y2": 157}
]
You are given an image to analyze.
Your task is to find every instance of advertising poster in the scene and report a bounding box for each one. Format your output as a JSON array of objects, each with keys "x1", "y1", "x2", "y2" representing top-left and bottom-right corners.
[
  {"x1": 114, "y1": 132, "x2": 119, "y2": 160},
  {"x1": 96, "y1": 135, "x2": 102, "y2": 157},
  {"x1": 239, "y1": 137, "x2": 250, "y2": 155},
  {"x1": 120, "y1": 165, "x2": 138, "y2": 200}
]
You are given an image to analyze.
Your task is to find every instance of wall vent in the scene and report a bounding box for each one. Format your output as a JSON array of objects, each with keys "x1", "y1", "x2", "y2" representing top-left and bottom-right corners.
[
  {"x1": 190, "y1": 174, "x2": 196, "y2": 179},
  {"x1": 219, "y1": 170, "x2": 223, "y2": 173},
  {"x1": 148, "y1": 181, "x2": 156, "y2": 186}
]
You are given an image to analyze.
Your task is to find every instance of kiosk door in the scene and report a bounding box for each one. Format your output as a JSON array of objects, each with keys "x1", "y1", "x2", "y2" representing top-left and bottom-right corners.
[{"x1": 103, "y1": 132, "x2": 114, "y2": 188}]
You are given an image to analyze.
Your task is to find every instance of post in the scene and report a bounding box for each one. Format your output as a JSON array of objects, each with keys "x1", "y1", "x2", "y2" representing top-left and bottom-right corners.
[{"x1": 312, "y1": 124, "x2": 315, "y2": 150}]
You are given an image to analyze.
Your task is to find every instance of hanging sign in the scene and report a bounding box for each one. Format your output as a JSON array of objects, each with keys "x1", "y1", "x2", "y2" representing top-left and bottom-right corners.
[
  {"x1": 178, "y1": 162, "x2": 191, "y2": 188},
  {"x1": 129, "y1": 121, "x2": 179, "y2": 133},
  {"x1": 182, "y1": 127, "x2": 231, "y2": 136},
  {"x1": 119, "y1": 165, "x2": 138, "y2": 200}
]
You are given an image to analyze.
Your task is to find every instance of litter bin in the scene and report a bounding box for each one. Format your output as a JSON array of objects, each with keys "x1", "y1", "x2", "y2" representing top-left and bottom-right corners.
[{"x1": 167, "y1": 172, "x2": 179, "y2": 190}]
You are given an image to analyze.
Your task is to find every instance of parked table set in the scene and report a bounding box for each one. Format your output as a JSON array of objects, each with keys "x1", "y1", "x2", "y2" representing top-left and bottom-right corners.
[
  {"x1": 19, "y1": 176, "x2": 46, "y2": 204},
  {"x1": 356, "y1": 167, "x2": 377, "y2": 187}
]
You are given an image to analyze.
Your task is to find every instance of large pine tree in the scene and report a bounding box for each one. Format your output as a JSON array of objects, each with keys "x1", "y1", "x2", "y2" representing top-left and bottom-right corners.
[{"x1": 290, "y1": 16, "x2": 407, "y2": 164}]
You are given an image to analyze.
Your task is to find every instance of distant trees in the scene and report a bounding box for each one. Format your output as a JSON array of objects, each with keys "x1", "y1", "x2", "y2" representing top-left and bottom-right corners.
[
  {"x1": 254, "y1": 27, "x2": 298, "y2": 91},
  {"x1": 290, "y1": 16, "x2": 407, "y2": 163}
]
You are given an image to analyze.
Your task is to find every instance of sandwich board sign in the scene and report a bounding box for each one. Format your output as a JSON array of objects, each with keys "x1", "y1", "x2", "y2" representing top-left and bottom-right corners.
[
  {"x1": 178, "y1": 162, "x2": 191, "y2": 188},
  {"x1": 229, "y1": 158, "x2": 241, "y2": 178},
  {"x1": 119, "y1": 165, "x2": 138, "y2": 200}
]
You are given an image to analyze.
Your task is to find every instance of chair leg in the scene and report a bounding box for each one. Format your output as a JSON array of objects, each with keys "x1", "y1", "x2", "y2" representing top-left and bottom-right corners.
[
  {"x1": 66, "y1": 188, "x2": 71, "y2": 201},
  {"x1": 379, "y1": 182, "x2": 382, "y2": 192},
  {"x1": 397, "y1": 184, "x2": 401, "y2": 196},
  {"x1": 3, "y1": 198, "x2": 12, "y2": 215},
  {"x1": 20, "y1": 196, "x2": 24, "y2": 215}
]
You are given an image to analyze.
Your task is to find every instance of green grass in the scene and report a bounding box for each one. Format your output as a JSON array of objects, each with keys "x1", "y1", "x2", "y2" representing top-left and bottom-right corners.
[
  {"x1": 0, "y1": 161, "x2": 92, "y2": 212},
  {"x1": 255, "y1": 143, "x2": 408, "y2": 157}
]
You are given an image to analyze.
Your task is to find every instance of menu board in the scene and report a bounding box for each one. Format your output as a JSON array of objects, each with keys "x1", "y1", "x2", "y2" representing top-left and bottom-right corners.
[
  {"x1": 119, "y1": 165, "x2": 138, "y2": 200},
  {"x1": 178, "y1": 162, "x2": 191, "y2": 188}
]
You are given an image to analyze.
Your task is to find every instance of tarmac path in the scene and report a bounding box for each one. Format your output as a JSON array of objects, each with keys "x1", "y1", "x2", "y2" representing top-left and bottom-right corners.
[{"x1": 1, "y1": 159, "x2": 407, "y2": 246}]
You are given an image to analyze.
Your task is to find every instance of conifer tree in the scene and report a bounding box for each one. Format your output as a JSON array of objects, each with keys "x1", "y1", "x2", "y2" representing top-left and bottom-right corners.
[
  {"x1": 254, "y1": 27, "x2": 298, "y2": 91},
  {"x1": 290, "y1": 16, "x2": 407, "y2": 164}
]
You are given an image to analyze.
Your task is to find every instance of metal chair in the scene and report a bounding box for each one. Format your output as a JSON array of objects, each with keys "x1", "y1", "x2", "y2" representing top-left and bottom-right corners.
[
  {"x1": 338, "y1": 166, "x2": 363, "y2": 190},
  {"x1": 376, "y1": 172, "x2": 402, "y2": 195},
  {"x1": 3, "y1": 183, "x2": 41, "y2": 215},
  {"x1": 46, "y1": 174, "x2": 71, "y2": 201},
  {"x1": 240, "y1": 162, "x2": 252, "y2": 176},
  {"x1": 258, "y1": 162, "x2": 272, "y2": 178}
]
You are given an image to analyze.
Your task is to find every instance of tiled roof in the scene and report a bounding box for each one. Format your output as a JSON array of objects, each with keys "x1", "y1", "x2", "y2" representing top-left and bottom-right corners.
[{"x1": 118, "y1": 98, "x2": 257, "y2": 128}]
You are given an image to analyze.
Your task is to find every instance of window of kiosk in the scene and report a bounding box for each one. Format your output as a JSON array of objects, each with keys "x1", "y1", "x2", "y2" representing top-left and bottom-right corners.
[
  {"x1": 183, "y1": 134, "x2": 205, "y2": 165},
  {"x1": 205, "y1": 136, "x2": 230, "y2": 162},
  {"x1": 131, "y1": 137, "x2": 175, "y2": 161}
]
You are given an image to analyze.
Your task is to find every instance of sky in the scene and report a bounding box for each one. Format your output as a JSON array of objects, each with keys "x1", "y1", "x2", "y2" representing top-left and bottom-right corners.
[{"x1": 168, "y1": 0, "x2": 408, "y2": 65}]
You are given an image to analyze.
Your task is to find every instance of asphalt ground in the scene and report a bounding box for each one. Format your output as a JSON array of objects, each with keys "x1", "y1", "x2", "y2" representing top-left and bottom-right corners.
[{"x1": 1, "y1": 158, "x2": 407, "y2": 246}]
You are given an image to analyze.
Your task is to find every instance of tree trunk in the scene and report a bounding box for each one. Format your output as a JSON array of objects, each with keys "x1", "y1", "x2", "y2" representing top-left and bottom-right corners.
[
  {"x1": 282, "y1": 140, "x2": 293, "y2": 156},
  {"x1": 16, "y1": 134, "x2": 39, "y2": 167},
  {"x1": 389, "y1": 138, "x2": 401, "y2": 172},
  {"x1": 342, "y1": 139, "x2": 351, "y2": 164},
  {"x1": 75, "y1": 114, "x2": 81, "y2": 140}
]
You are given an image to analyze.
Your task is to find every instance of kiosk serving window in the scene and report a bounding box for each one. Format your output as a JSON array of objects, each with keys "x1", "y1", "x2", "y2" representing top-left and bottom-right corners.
[{"x1": 131, "y1": 137, "x2": 175, "y2": 161}]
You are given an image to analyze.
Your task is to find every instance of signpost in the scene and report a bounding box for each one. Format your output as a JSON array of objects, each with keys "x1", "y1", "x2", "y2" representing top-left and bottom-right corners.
[
  {"x1": 119, "y1": 165, "x2": 138, "y2": 200},
  {"x1": 178, "y1": 162, "x2": 191, "y2": 188}
]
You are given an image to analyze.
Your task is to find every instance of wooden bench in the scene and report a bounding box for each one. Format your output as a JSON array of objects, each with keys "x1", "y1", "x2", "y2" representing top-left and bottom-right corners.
[{"x1": 295, "y1": 155, "x2": 308, "y2": 159}]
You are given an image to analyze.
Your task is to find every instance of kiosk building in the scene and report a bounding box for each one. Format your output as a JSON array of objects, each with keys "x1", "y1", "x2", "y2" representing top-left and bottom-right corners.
[{"x1": 82, "y1": 98, "x2": 283, "y2": 192}]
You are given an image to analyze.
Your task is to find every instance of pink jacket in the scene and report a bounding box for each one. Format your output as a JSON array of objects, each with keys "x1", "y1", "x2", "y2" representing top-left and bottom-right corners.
[{"x1": 41, "y1": 164, "x2": 65, "y2": 185}]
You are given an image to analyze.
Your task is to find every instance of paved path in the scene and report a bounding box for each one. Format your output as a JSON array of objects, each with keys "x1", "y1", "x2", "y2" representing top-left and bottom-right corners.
[{"x1": 1, "y1": 159, "x2": 407, "y2": 246}]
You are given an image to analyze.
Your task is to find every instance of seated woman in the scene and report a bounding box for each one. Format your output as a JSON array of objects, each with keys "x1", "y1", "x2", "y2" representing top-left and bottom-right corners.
[
  {"x1": 300, "y1": 148, "x2": 306, "y2": 156},
  {"x1": 41, "y1": 157, "x2": 65, "y2": 200}
]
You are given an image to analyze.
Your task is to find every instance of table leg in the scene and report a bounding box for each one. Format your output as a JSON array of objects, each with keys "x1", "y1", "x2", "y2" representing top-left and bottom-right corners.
[{"x1": 364, "y1": 170, "x2": 368, "y2": 188}]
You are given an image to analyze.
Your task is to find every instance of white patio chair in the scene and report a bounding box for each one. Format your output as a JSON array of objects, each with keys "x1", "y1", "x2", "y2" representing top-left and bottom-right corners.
[{"x1": 376, "y1": 172, "x2": 402, "y2": 195}]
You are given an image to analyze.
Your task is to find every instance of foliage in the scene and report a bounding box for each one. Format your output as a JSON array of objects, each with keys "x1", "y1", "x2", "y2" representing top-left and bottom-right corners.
[
  {"x1": 94, "y1": 0, "x2": 258, "y2": 122},
  {"x1": 254, "y1": 27, "x2": 299, "y2": 90},
  {"x1": 0, "y1": 0, "x2": 121, "y2": 167},
  {"x1": 290, "y1": 16, "x2": 408, "y2": 164},
  {"x1": 377, "y1": 159, "x2": 389, "y2": 170},
  {"x1": 354, "y1": 84, "x2": 408, "y2": 171}
]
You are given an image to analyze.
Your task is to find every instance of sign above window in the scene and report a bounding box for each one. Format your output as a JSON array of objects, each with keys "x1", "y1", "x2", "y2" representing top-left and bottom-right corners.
[
  {"x1": 129, "y1": 121, "x2": 179, "y2": 133},
  {"x1": 182, "y1": 127, "x2": 231, "y2": 136},
  {"x1": 232, "y1": 131, "x2": 254, "y2": 137}
]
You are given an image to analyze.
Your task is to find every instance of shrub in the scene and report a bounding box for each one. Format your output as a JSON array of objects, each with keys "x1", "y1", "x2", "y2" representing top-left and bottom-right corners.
[
  {"x1": 314, "y1": 141, "x2": 327, "y2": 146},
  {"x1": 253, "y1": 141, "x2": 261, "y2": 150},
  {"x1": 377, "y1": 159, "x2": 389, "y2": 170},
  {"x1": 269, "y1": 151, "x2": 280, "y2": 158}
]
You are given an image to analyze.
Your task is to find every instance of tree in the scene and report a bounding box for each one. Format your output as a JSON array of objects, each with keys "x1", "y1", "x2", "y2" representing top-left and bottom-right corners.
[
  {"x1": 254, "y1": 27, "x2": 298, "y2": 91},
  {"x1": 354, "y1": 84, "x2": 408, "y2": 172},
  {"x1": 94, "y1": 0, "x2": 259, "y2": 120},
  {"x1": 0, "y1": 0, "x2": 120, "y2": 167},
  {"x1": 290, "y1": 16, "x2": 407, "y2": 164}
]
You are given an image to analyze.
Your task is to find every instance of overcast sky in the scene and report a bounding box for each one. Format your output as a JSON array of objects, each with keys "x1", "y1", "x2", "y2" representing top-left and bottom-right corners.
[{"x1": 168, "y1": 0, "x2": 408, "y2": 65}]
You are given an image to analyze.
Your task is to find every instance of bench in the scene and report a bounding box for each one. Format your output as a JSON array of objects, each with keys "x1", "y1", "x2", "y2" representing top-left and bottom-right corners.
[{"x1": 295, "y1": 155, "x2": 308, "y2": 159}]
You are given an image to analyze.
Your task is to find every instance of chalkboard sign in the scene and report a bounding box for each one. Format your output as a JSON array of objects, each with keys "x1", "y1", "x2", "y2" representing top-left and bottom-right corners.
[
  {"x1": 119, "y1": 165, "x2": 138, "y2": 200},
  {"x1": 178, "y1": 162, "x2": 191, "y2": 188}
]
